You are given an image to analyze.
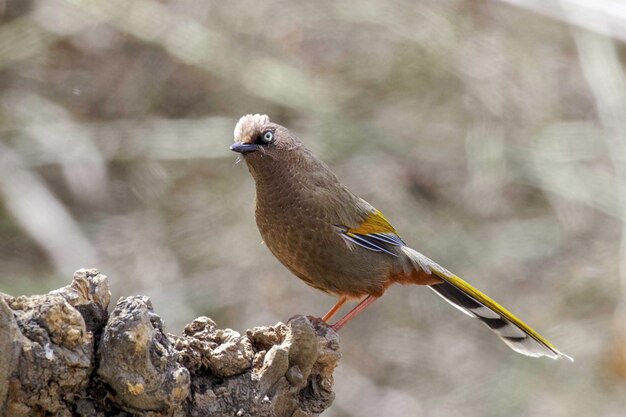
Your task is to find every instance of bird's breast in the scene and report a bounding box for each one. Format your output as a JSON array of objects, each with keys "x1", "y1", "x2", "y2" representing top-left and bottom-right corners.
[
  {"x1": 254, "y1": 189, "x2": 395, "y2": 297},
  {"x1": 255, "y1": 191, "x2": 333, "y2": 275}
]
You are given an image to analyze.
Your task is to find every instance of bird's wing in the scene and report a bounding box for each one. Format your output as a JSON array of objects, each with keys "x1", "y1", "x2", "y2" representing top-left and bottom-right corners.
[
  {"x1": 333, "y1": 202, "x2": 572, "y2": 360},
  {"x1": 335, "y1": 209, "x2": 405, "y2": 257}
]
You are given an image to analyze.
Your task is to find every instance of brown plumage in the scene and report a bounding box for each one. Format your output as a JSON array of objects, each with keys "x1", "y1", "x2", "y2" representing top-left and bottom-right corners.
[{"x1": 230, "y1": 114, "x2": 572, "y2": 361}]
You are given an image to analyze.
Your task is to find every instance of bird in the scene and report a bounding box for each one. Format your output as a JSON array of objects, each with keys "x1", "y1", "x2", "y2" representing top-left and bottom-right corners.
[{"x1": 230, "y1": 113, "x2": 572, "y2": 361}]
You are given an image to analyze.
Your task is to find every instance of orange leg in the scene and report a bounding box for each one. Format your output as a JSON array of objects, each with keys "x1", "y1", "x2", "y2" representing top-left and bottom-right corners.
[
  {"x1": 322, "y1": 295, "x2": 347, "y2": 323},
  {"x1": 331, "y1": 295, "x2": 379, "y2": 332}
]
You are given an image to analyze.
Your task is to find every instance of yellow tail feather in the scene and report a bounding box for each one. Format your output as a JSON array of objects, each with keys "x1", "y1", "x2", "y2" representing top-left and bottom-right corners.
[{"x1": 401, "y1": 246, "x2": 573, "y2": 361}]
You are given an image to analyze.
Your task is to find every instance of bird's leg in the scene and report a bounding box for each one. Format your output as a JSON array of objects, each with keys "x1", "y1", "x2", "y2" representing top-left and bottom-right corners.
[
  {"x1": 322, "y1": 295, "x2": 347, "y2": 323},
  {"x1": 331, "y1": 295, "x2": 379, "y2": 331}
]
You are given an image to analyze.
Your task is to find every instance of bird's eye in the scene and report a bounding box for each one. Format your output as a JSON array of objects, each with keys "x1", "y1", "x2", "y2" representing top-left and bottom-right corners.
[{"x1": 262, "y1": 131, "x2": 274, "y2": 143}]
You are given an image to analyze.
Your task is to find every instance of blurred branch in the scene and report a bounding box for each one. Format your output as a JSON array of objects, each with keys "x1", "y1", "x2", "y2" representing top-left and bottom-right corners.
[
  {"x1": 334, "y1": 1, "x2": 458, "y2": 68},
  {"x1": 1, "y1": 116, "x2": 237, "y2": 163},
  {"x1": 2, "y1": 91, "x2": 110, "y2": 203},
  {"x1": 87, "y1": 117, "x2": 236, "y2": 161},
  {"x1": 0, "y1": 17, "x2": 60, "y2": 69},
  {"x1": 497, "y1": 0, "x2": 626, "y2": 43},
  {"x1": 60, "y1": 0, "x2": 347, "y2": 113},
  {"x1": 569, "y1": 16, "x2": 626, "y2": 321},
  {"x1": 0, "y1": 143, "x2": 99, "y2": 276},
  {"x1": 0, "y1": 0, "x2": 101, "y2": 69},
  {"x1": 523, "y1": 134, "x2": 622, "y2": 221}
]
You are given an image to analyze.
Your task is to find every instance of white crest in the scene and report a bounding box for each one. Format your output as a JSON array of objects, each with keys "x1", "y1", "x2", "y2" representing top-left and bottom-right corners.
[{"x1": 234, "y1": 114, "x2": 271, "y2": 143}]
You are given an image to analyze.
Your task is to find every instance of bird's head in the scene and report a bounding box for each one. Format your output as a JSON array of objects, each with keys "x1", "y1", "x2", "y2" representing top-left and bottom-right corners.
[
  {"x1": 230, "y1": 114, "x2": 299, "y2": 157},
  {"x1": 230, "y1": 114, "x2": 318, "y2": 184},
  {"x1": 230, "y1": 114, "x2": 306, "y2": 182}
]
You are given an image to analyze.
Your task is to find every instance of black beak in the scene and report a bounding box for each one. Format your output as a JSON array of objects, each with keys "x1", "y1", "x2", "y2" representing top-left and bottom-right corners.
[{"x1": 230, "y1": 142, "x2": 259, "y2": 154}]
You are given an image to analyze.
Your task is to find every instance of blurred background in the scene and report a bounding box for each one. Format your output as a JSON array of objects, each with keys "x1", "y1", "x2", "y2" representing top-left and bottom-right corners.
[{"x1": 1, "y1": 0, "x2": 625, "y2": 415}]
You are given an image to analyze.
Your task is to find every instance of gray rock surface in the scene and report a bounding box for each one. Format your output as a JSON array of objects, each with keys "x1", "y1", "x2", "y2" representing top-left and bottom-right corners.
[{"x1": 0, "y1": 269, "x2": 341, "y2": 417}]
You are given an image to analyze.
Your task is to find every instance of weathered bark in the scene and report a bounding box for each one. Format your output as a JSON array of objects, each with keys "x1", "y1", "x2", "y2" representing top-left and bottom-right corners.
[{"x1": 0, "y1": 269, "x2": 341, "y2": 417}]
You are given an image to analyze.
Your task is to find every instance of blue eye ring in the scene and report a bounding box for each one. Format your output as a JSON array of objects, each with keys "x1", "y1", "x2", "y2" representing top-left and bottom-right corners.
[{"x1": 262, "y1": 131, "x2": 274, "y2": 143}]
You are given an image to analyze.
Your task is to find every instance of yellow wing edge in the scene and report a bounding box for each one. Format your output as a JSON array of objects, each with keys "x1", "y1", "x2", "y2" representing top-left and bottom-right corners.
[{"x1": 348, "y1": 209, "x2": 399, "y2": 236}]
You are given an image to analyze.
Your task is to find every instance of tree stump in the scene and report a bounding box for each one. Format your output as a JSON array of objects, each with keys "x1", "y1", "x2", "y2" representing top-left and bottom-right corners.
[{"x1": 0, "y1": 269, "x2": 340, "y2": 417}]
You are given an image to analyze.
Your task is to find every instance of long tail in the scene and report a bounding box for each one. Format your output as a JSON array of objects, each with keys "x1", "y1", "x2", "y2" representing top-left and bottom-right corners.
[{"x1": 401, "y1": 247, "x2": 573, "y2": 361}]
